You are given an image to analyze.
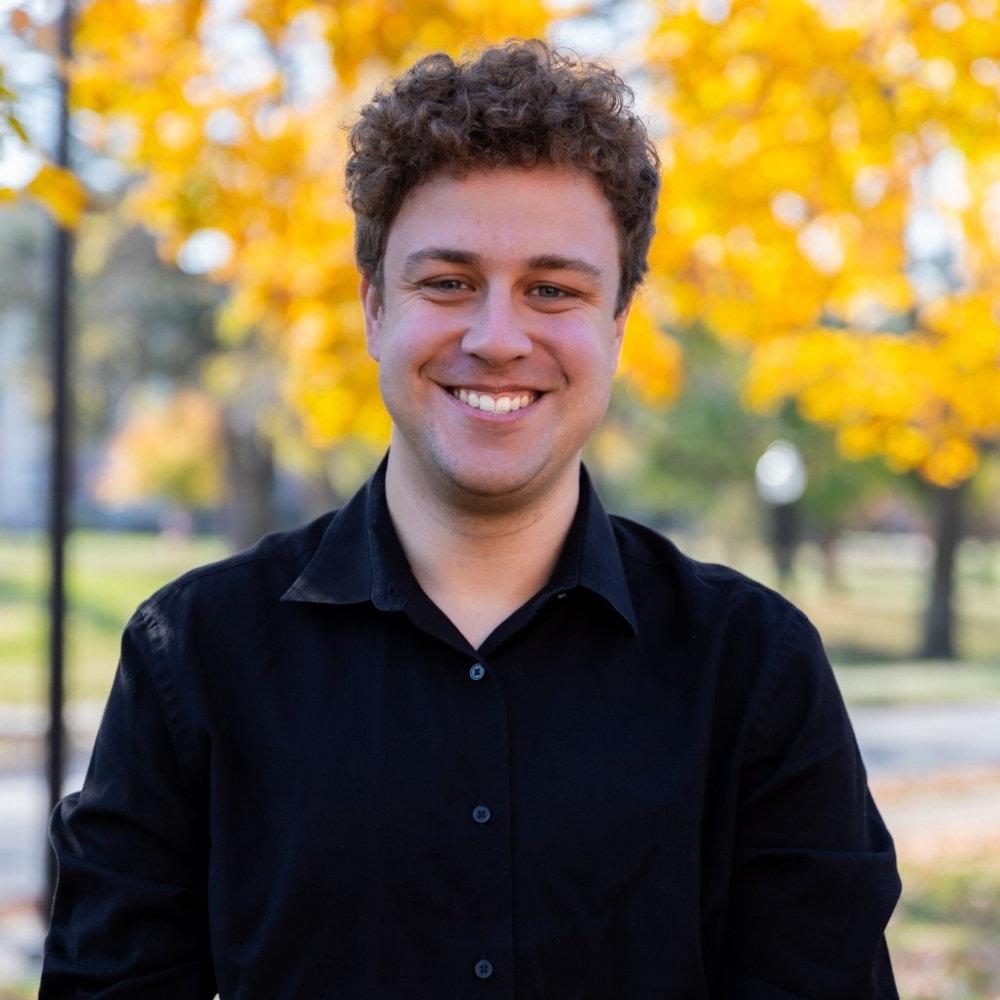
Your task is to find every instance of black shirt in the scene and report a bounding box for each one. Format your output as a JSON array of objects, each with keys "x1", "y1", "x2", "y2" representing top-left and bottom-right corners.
[{"x1": 41, "y1": 459, "x2": 901, "y2": 999}]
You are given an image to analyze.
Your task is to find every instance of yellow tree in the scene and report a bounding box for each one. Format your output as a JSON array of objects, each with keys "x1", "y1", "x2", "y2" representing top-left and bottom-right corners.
[
  {"x1": 1, "y1": 17, "x2": 85, "y2": 225},
  {"x1": 0, "y1": 0, "x2": 683, "y2": 546},
  {"x1": 647, "y1": 0, "x2": 1000, "y2": 655},
  {"x1": 63, "y1": 0, "x2": 680, "y2": 458},
  {"x1": 95, "y1": 386, "x2": 225, "y2": 511}
]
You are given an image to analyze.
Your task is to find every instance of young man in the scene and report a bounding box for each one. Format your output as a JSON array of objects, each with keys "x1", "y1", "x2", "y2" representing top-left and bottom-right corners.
[{"x1": 41, "y1": 40, "x2": 901, "y2": 998}]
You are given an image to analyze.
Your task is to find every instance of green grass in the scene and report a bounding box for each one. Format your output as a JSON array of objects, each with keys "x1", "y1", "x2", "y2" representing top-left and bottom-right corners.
[
  {"x1": 0, "y1": 530, "x2": 227, "y2": 704},
  {"x1": 0, "y1": 987, "x2": 34, "y2": 999},
  {"x1": 890, "y1": 854, "x2": 1000, "y2": 999},
  {"x1": 835, "y1": 662, "x2": 1000, "y2": 706},
  {"x1": 1, "y1": 529, "x2": 999, "y2": 706},
  {"x1": 3, "y1": 528, "x2": 998, "y2": 996},
  {"x1": 683, "y1": 534, "x2": 1000, "y2": 674}
]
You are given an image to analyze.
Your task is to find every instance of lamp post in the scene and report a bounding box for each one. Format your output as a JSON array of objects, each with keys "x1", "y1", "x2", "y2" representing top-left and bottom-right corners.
[
  {"x1": 754, "y1": 440, "x2": 807, "y2": 588},
  {"x1": 46, "y1": 0, "x2": 74, "y2": 913}
]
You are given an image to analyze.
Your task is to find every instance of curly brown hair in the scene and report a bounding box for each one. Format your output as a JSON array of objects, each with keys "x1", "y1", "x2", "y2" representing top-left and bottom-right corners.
[{"x1": 345, "y1": 39, "x2": 660, "y2": 316}]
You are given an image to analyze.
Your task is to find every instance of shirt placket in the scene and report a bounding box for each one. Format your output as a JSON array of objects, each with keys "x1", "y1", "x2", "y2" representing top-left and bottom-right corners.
[{"x1": 458, "y1": 653, "x2": 515, "y2": 998}]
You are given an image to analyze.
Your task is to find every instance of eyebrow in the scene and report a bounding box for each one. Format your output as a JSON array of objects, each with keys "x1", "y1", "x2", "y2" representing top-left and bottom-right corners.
[{"x1": 400, "y1": 247, "x2": 605, "y2": 283}]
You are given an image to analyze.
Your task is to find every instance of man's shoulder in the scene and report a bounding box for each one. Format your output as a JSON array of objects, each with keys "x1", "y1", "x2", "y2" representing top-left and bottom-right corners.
[
  {"x1": 136, "y1": 511, "x2": 337, "y2": 620},
  {"x1": 609, "y1": 512, "x2": 808, "y2": 634}
]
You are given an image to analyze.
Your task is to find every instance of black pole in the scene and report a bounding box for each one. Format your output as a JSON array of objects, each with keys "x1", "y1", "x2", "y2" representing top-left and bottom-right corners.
[
  {"x1": 46, "y1": 0, "x2": 74, "y2": 913},
  {"x1": 765, "y1": 501, "x2": 800, "y2": 590}
]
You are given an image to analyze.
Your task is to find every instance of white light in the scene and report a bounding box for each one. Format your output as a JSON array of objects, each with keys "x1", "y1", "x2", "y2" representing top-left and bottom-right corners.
[
  {"x1": 930, "y1": 2, "x2": 965, "y2": 30},
  {"x1": 755, "y1": 440, "x2": 807, "y2": 505},
  {"x1": 284, "y1": 34, "x2": 334, "y2": 104},
  {"x1": 853, "y1": 166, "x2": 888, "y2": 208},
  {"x1": 908, "y1": 262, "x2": 951, "y2": 302},
  {"x1": 0, "y1": 144, "x2": 41, "y2": 188},
  {"x1": 204, "y1": 20, "x2": 276, "y2": 95},
  {"x1": 6, "y1": 50, "x2": 52, "y2": 87},
  {"x1": 905, "y1": 206, "x2": 950, "y2": 258},
  {"x1": 971, "y1": 58, "x2": 1000, "y2": 87},
  {"x1": 79, "y1": 158, "x2": 127, "y2": 195},
  {"x1": 21, "y1": 0, "x2": 60, "y2": 24},
  {"x1": 797, "y1": 218, "x2": 845, "y2": 274},
  {"x1": 204, "y1": 107, "x2": 244, "y2": 145},
  {"x1": 923, "y1": 57, "x2": 957, "y2": 91},
  {"x1": 771, "y1": 191, "x2": 809, "y2": 228},
  {"x1": 929, "y1": 147, "x2": 969, "y2": 210},
  {"x1": 697, "y1": 0, "x2": 730, "y2": 23},
  {"x1": 177, "y1": 228, "x2": 234, "y2": 274}
]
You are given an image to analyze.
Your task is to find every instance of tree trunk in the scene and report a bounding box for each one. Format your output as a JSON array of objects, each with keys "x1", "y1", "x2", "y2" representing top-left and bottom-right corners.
[
  {"x1": 817, "y1": 529, "x2": 843, "y2": 593},
  {"x1": 919, "y1": 480, "x2": 967, "y2": 660},
  {"x1": 223, "y1": 414, "x2": 275, "y2": 551}
]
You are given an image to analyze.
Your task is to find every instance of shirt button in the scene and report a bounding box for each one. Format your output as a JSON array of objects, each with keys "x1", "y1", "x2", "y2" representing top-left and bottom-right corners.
[
  {"x1": 469, "y1": 663, "x2": 486, "y2": 681},
  {"x1": 474, "y1": 959, "x2": 494, "y2": 979},
  {"x1": 472, "y1": 804, "x2": 491, "y2": 824}
]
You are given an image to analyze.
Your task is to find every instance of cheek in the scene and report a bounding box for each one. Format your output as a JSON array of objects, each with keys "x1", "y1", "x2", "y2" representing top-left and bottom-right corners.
[
  {"x1": 551, "y1": 322, "x2": 620, "y2": 383},
  {"x1": 377, "y1": 324, "x2": 428, "y2": 380},
  {"x1": 389, "y1": 310, "x2": 460, "y2": 369}
]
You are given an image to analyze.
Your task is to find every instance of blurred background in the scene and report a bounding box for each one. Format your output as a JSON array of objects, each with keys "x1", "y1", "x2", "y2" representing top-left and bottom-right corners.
[{"x1": 2, "y1": 0, "x2": 999, "y2": 995}]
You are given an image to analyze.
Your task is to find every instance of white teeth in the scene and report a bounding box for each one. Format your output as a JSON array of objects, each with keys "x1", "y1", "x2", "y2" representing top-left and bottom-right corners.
[{"x1": 450, "y1": 388, "x2": 537, "y2": 413}]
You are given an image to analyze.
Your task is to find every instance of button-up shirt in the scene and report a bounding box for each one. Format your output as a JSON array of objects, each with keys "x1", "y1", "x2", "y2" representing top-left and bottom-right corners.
[{"x1": 41, "y1": 459, "x2": 901, "y2": 999}]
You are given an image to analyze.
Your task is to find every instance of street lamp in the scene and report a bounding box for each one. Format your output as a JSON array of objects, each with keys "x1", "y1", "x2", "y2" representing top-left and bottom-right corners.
[{"x1": 755, "y1": 440, "x2": 807, "y2": 587}]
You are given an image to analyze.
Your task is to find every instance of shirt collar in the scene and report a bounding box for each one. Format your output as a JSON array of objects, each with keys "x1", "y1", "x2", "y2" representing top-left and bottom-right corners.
[{"x1": 281, "y1": 454, "x2": 637, "y2": 635}]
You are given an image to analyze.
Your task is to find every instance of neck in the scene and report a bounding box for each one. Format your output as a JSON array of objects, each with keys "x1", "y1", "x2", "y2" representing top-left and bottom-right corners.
[{"x1": 384, "y1": 448, "x2": 581, "y2": 647}]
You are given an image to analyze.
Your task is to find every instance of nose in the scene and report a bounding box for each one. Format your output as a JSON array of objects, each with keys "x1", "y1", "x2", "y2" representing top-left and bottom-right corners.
[{"x1": 460, "y1": 288, "x2": 533, "y2": 366}]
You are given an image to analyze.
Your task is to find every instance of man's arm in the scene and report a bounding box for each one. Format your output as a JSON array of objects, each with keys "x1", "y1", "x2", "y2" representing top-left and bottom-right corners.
[
  {"x1": 718, "y1": 609, "x2": 901, "y2": 999},
  {"x1": 40, "y1": 612, "x2": 216, "y2": 999}
]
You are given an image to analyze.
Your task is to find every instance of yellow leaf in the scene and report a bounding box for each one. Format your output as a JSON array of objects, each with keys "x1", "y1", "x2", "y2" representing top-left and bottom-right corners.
[{"x1": 26, "y1": 163, "x2": 86, "y2": 229}]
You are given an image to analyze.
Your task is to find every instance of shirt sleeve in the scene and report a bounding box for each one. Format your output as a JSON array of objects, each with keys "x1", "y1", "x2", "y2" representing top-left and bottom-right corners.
[
  {"x1": 717, "y1": 608, "x2": 901, "y2": 999},
  {"x1": 40, "y1": 609, "x2": 217, "y2": 999}
]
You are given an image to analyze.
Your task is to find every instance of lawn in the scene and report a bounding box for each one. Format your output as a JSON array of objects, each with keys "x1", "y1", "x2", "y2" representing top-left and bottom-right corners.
[
  {"x1": 2, "y1": 528, "x2": 999, "y2": 706},
  {"x1": 890, "y1": 851, "x2": 1000, "y2": 999},
  {"x1": 1, "y1": 527, "x2": 999, "y2": 997},
  {"x1": 0, "y1": 530, "x2": 227, "y2": 704}
]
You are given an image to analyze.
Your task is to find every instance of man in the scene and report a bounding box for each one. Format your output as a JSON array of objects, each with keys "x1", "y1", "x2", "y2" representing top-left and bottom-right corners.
[{"x1": 41, "y1": 40, "x2": 901, "y2": 998}]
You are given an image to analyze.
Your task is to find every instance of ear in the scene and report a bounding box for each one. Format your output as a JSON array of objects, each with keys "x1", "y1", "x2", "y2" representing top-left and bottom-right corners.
[{"x1": 360, "y1": 275, "x2": 384, "y2": 361}]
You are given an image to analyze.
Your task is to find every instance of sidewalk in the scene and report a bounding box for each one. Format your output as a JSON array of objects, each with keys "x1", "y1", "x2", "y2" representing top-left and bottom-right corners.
[
  {"x1": 872, "y1": 766, "x2": 1000, "y2": 863},
  {"x1": 850, "y1": 700, "x2": 1000, "y2": 775}
]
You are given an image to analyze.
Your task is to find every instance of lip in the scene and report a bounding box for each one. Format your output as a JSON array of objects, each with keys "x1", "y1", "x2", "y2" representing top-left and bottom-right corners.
[
  {"x1": 440, "y1": 384, "x2": 543, "y2": 421},
  {"x1": 446, "y1": 384, "x2": 544, "y2": 394}
]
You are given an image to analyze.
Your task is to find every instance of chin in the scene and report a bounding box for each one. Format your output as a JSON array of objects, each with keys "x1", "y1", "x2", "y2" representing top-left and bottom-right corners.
[
  {"x1": 437, "y1": 454, "x2": 552, "y2": 504},
  {"x1": 445, "y1": 466, "x2": 537, "y2": 499}
]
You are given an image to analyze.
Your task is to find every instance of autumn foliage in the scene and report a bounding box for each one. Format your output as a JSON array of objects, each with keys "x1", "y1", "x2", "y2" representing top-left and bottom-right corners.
[
  {"x1": 95, "y1": 387, "x2": 224, "y2": 508},
  {"x1": 4, "y1": 0, "x2": 999, "y2": 487},
  {"x1": 648, "y1": 0, "x2": 1000, "y2": 485},
  {"x1": 47, "y1": 0, "x2": 677, "y2": 454}
]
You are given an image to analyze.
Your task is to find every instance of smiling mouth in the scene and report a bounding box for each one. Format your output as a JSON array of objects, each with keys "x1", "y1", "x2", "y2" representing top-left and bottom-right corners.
[{"x1": 448, "y1": 387, "x2": 540, "y2": 414}]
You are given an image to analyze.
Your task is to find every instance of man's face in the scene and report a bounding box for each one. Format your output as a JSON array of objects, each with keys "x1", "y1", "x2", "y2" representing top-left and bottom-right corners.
[{"x1": 361, "y1": 165, "x2": 629, "y2": 507}]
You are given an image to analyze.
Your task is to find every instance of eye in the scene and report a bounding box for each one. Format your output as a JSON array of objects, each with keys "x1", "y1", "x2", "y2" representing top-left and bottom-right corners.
[
  {"x1": 531, "y1": 284, "x2": 574, "y2": 300},
  {"x1": 423, "y1": 278, "x2": 470, "y2": 292}
]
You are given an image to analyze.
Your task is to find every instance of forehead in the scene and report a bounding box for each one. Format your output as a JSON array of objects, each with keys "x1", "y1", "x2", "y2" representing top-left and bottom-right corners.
[{"x1": 383, "y1": 166, "x2": 621, "y2": 274}]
